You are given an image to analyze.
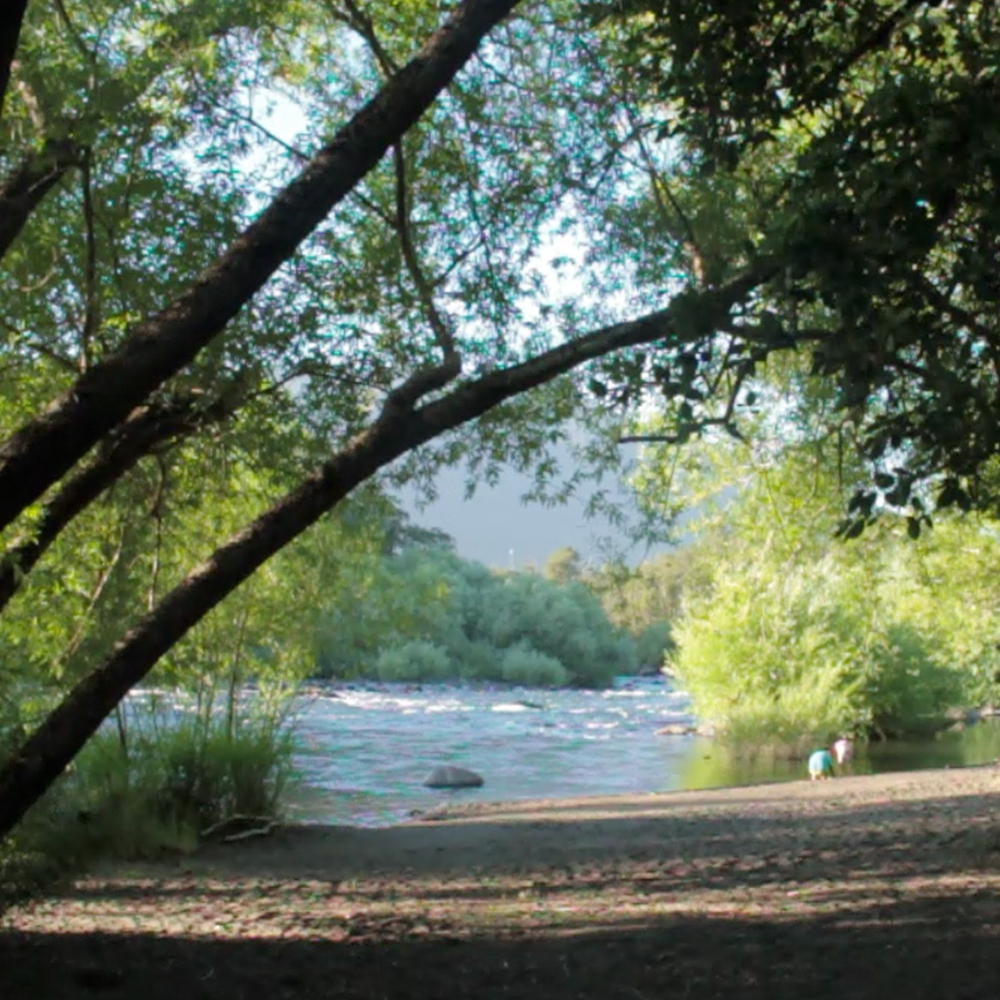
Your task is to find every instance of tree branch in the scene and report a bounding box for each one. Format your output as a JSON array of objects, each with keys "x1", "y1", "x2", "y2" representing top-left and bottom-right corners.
[
  {"x1": 80, "y1": 149, "x2": 98, "y2": 371},
  {"x1": 610, "y1": 52, "x2": 707, "y2": 286},
  {"x1": 393, "y1": 141, "x2": 457, "y2": 358},
  {"x1": 0, "y1": 391, "x2": 239, "y2": 616},
  {"x1": 0, "y1": 258, "x2": 777, "y2": 839},
  {"x1": 53, "y1": 523, "x2": 128, "y2": 674},
  {"x1": 196, "y1": 91, "x2": 311, "y2": 163},
  {"x1": 52, "y1": 0, "x2": 97, "y2": 68},
  {"x1": 801, "y1": 0, "x2": 928, "y2": 109},
  {"x1": 383, "y1": 352, "x2": 463, "y2": 412},
  {"x1": 0, "y1": 0, "x2": 522, "y2": 535},
  {"x1": 635, "y1": 132, "x2": 707, "y2": 285},
  {"x1": 337, "y1": 0, "x2": 400, "y2": 75},
  {"x1": 21, "y1": 337, "x2": 78, "y2": 372},
  {"x1": 341, "y1": 1, "x2": 461, "y2": 398},
  {"x1": 0, "y1": 0, "x2": 29, "y2": 123},
  {"x1": 147, "y1": 455, "x2": 167, "y2": 612},
  {"x1": 0, "y1": 138, "x2": 82, "y2": 262}
]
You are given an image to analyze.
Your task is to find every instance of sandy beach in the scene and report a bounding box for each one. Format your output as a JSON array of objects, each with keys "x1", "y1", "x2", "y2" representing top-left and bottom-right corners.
[{"x1": 4, "y1": 764, "x2": 1000, "y2": 998}]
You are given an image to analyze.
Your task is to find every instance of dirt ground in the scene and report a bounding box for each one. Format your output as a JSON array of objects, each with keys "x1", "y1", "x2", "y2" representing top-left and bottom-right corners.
[{"x1": 4, "y1": 765, "x2": 1000, "y2": 999}]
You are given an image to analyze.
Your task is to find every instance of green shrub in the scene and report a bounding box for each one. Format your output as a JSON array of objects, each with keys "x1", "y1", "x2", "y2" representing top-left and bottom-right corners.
[
  {"x1": 500, "y1": 644, "x2": 570, "y2": 687},
  {"x1": 479, "y1": 574, "x2": 634, "y2": 686},
  {"x1": 375, "y1": 640, "x2": 451, "y2": 682},
  {"x1": 316, "y1": 546, "x2": 639, "y2": 688},
  {"x1": 449, "y1": 638, "x2": 501, "y2": 680},
  {"x1": 635, "y1": 621, "x2": 675, "y2": 671},
  {"x1": 671, "y1": 545, "x2": 969, "y2": 748},
  {"x1": 716, "y1": 674, "x2": 857, "y2": 753},
  {"x1": 856, "y1": 622, "x2": 966, "y2": 737},
  {"x1": 671, "y1": 556, "x2": 867, "y2": 744}
]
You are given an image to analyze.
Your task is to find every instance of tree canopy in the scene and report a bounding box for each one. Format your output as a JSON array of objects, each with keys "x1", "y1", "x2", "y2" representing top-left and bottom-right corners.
[{"x1": 2, "y1": 0, "x2": 1000, "y2": 838}]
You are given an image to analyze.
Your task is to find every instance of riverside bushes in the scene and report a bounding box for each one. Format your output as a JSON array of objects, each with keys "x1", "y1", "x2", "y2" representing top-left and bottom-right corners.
[
  {"x1": 667, "y1": 506, "x2": 999, "y2": 748},
  {"x1": 376, "y1": 640, "x2": 451, "y2": 682},
  {"x1": 317, "y1": 546, "x2": 638, "y2": 687},
  {"x1": 500, "y1": 644, "x2": 570, "y2": 687}
]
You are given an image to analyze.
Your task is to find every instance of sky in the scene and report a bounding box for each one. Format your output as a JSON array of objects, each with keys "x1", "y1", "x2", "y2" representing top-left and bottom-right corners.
[
  {"x1": 399, "y1": 464, "x2": 631, "y2": 570},
  {"x1": 397, "y1": 439, "x2": 680, "y2": 571}
]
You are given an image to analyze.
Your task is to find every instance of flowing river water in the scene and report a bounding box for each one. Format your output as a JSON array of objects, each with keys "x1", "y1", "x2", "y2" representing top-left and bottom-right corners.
[{"x1": 287, "y1": 676, "x2": 1000, "y2": 826}]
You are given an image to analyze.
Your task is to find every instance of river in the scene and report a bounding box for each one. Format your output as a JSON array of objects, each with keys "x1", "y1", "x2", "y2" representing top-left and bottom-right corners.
[{"x1": 287, "y1": 676, "x2": 1000, "y2": 826}]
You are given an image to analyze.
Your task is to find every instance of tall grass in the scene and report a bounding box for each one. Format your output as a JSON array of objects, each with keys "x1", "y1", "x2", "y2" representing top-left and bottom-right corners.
[
  {"x1": 2, "y1": 683, "x2": 297, "y2": 896},
  {"x1": 54, "y1": 713, "x2": 294, "y2": 857}
]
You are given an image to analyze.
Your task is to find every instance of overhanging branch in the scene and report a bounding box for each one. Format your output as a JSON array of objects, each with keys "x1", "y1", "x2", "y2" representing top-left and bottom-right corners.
[
  {"x1": 0, "y1": 391, "x2": 239, "y2": 616},
  {"x1": 0, "y1": 137, "x2": 82, "y2": 261},
  {"x1": 0, "y1": 257, "x2": 776, "y2": 839},
  {"x1": 393, "y1": 141, "x2": 458, "y2": 361},
  {"x1": 0, "y1": 0, "x2": 522, "y2": 535},
  {"x1": 345, "y1": 1, "x2": 462, "y2": 404}
]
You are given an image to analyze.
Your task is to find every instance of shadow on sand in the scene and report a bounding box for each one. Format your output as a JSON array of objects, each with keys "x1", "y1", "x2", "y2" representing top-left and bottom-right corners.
[
  {"x1": 4, "y1": 782, "x2": 1000, "y2": 999},
  {"x1": 2, "y1": 893, "x2": 999, "y2": 1000}
]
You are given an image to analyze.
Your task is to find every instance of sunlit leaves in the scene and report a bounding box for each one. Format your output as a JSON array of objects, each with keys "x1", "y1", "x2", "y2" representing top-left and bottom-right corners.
[{"x1": 665, "y1": 450, "x2": 998, "y2": 743}]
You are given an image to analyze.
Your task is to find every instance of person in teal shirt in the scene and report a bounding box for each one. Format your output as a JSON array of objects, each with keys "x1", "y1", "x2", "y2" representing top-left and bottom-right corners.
[{"x1": 808, "y1": 748, "x2": 835, "y2": 780}]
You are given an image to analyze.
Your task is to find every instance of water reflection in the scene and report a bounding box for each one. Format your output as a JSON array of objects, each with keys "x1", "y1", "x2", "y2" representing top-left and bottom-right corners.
[{"x1": 681, "y1": 721, "x2": 1000, "y2": 789}]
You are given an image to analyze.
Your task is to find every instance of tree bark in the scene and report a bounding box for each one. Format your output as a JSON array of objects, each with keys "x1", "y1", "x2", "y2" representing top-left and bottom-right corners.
[
  {"x1": 0, "y1": 263, "x2": 774, "y2": 840},
  {"x1": 0, "y1": 138, "x2": 81, "y2": 261},
  {"x1": 0, "y1": 0, "x2": 522, "y2": 536},
  {"x1": 0, "y1": 393, "x2": 236, "y2": 615},
  {"x1": 0, "y1": 0, "x2": 28, "y2": 123}
]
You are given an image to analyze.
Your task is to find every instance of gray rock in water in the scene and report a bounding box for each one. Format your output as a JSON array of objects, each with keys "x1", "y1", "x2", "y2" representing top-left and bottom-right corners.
[
  {"x1": 423, "y1": 765, "x2": 484, "y2": 789},
  {"x1": 655, "y1": 723, "x2": 695, "y2": 736}
]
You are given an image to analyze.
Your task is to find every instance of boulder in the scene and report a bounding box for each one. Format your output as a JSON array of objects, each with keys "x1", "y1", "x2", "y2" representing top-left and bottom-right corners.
[
  {"x1": 655, "y1": 723, "x2": 696, "y2": 736},
  {"x1": 423, "y1": 765, "x2": 484, "y2": 789},
  {"x1": 946, "y1": 706, "x2": 982, "y2": 724},
  {"x1": 941, "y1": 707, "x2": 983, "y2": 732}
]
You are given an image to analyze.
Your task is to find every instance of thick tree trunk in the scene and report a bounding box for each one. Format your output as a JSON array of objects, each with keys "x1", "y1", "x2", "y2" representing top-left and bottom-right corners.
[
  {"x1": 0, "y1": 265, "x2": 773, "y2": 840},
  {"x1": 0, "y1": 0, "x2": 28, "y2": 123},
  {"x1": 0, "y1": 394, "x2": 235, "y2": 614},
  {"x1": 0, "y1": 0, "x2": 521, "y2": 536}
]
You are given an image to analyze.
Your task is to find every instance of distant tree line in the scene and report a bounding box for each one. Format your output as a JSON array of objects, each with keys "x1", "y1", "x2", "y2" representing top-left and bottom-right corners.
[{"x1": 314, "y1": 533, "x2": 655, "y2": 688}]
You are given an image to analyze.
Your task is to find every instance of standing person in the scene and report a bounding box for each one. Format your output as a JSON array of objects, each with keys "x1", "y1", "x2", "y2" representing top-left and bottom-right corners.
[
  {"x1": 833, "y1": 737, "x2": 853, "y2": 767},
  {"x1": 808, "y1": 747, "x2": 835, "y2": 780}
]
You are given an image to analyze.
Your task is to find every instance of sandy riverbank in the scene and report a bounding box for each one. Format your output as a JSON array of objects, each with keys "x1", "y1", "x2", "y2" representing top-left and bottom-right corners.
[{"x1": 4, "y1": 765, "x2": 1000, "y2": 998}]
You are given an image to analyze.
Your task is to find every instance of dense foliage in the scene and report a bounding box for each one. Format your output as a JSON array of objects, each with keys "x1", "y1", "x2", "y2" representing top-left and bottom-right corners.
[
  {"x1": 318, "y1": 543, "x2": 638, "y2": 687},
  {"x1": 595, "y1": 0, "x2": 1000, "y2": 521},
  {"x1": 636, "y1": 409, "x2": 1000, "y2": 746}
]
